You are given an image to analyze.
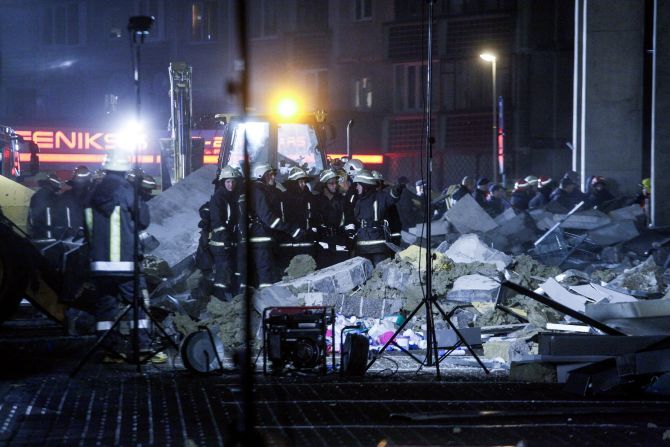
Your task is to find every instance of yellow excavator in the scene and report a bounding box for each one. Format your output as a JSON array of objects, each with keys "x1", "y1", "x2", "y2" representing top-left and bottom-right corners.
[{"x1": 0, "y1": 125, "x2": 70, "y2": 325}]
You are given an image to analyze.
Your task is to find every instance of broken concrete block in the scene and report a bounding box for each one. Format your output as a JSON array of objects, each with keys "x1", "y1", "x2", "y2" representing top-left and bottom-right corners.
[
  {"x1": 435, "y1": 240, "x2": 450, "y2": 254},
  {"x1": 286, "y1": 256, "x2": 374, "y2": 294},
  {"x1": 447, "y1": 274, "x2": 500, "y2": 303},
  {"x1": 509, "y1": 362, "x2": 557, "y2": 383},
  {"x1": 483, "y1": 337, "x2": 536, "y2": 363},
  {"x1": 588, "y1": 219, "x2": 639, "y2": 246},
  {"x1": 397, "y1": 245, "x2": 450, "y2": 272},
  {"x1": 494, "y1": 207, "x2": 517, "y2": 225},
  {"x1": 569, "y1": 283, "x2": 637, "y2": 304},
  {"x1": 147, "y1": 165, "x2": 218, "y2": 269},
  {"x1": 435, "y1": 327, "x2": 482, "y2": 347},
  {"x1": 539, "y1": 278, "x2": 592, "y2": 313},
  {"x1": 409, "y1": 219, "x2": 449, "y2": 236},
  {"x1": 553, "y1": 209, "x2": 612, "y2": 230},
  {"x1": 606, "y1": 256, "x2": 663, "y2": 295},
  {"x1": 445, "y1": 194, "x2": 498, "y2": 234},
  {"x1": 609, "y1": 204, "x2": 645, "y2": 221},
  {"x1": 444, "y1": 234, "x2": 512, "y2": 271},
  {"x1": 252, "y1": 285, "x2": 300, "y2": 314}
]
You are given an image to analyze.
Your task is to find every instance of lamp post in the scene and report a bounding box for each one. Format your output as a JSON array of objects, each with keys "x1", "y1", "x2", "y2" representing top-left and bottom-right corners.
[{"x1": 480, "y1": 52, "x2": 498, "y2": 184}]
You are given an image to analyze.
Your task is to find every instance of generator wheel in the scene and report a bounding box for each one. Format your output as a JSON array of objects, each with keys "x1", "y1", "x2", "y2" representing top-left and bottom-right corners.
[{"x1": 0, "y1": 237, "x2": 26, "y2": 323}]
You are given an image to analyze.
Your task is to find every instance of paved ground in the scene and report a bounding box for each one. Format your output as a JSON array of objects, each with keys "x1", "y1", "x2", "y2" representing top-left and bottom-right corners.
[{"x1": 0, "y1": 319, "x2": 668, "y2": 447}]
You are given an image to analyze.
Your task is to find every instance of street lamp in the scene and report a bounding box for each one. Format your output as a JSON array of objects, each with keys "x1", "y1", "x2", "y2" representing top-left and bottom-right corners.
[{"x1": 480, "y1": 52, "x2": 498, "y2": 184}]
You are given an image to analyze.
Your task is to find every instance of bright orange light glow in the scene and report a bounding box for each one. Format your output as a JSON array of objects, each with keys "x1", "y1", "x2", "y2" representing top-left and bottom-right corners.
[
  {"x1": 328, "y1": 154, "x2": 384, "y2": 165},
  {"x1": 276, "y1": 97, "x2": 299, "y2": 119}
]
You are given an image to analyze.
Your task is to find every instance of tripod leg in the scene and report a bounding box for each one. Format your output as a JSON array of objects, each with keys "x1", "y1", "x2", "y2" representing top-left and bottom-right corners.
[
  {"x1": 70, "y1": 305, "x2": 132, "y2": 378},
  {"x1": 427, "y1": 300, "x2": 441, "y2": 379},
  {"x1": 366, "y1": 299, "x2": 427, "y2": 371},
  {"x1": 433, "y1": 301, "x2": 489, "y2": 375}
]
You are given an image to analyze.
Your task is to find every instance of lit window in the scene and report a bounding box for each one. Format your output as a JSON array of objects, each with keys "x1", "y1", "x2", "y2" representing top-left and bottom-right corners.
[
  {"x1": 354, "y1": 0, "x2": 372, "y2": 21},
  {"x1": 354, "y1": 77, "x2": 373, "y2": 109},
  {"x1": 191, "y1": 1, "x2": 218, "y2": 41}
]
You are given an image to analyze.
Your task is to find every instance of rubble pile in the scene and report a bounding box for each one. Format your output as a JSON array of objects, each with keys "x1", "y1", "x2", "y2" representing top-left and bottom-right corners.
[{"x1": 141, "y1": 196, "x2": 670, "y2": 394}]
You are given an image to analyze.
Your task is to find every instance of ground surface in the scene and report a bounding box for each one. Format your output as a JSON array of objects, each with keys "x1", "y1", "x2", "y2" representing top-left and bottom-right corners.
[{"x1": 0, "y1": 315, "x2": 668, "y2": 447}]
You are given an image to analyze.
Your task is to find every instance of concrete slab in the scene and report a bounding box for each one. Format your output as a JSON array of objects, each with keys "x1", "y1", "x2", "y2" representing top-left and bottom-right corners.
[
  {"x1": 445, "y1": 194, "x2": 498, "y2": 234},
  {"x1": 540, "y1": 278, "x2": 592, "y2": 313},
  {"x1": 408, "y1": 220, "x2": 449, "y2": 236},
  {"x1": 444, "y1": 234, "x2": 512, "y2": 271},
  {"x1": 253, "y1": 285, "x2": 300, "y2": 314},
  {"x1": 608, "y1": 204, "x2": 645, "y2": 221},
  {"x1": 286, "y1": 256, "x2": 374, "y2": 294},
  {"x1": 588, "y1": 219, "x2": 639, "y2": 246},
  {"x1": 447, "y1": 274, "x2": 500, "y2": 303},
  {"x1": 552, "y1": 210, "x2": 612, "y2": 230},
  {"x1": 146, "y1": 165, "x2": 217, "y2": 269}
]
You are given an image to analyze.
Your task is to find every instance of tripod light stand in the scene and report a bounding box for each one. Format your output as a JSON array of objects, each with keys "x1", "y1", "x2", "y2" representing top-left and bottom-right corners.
[
  {"x1": 364, "y1": 0, "x2": 489, "y2": 378},
  {"x1": 71, "y1": 16, "x2": 178, "y2": 377}
]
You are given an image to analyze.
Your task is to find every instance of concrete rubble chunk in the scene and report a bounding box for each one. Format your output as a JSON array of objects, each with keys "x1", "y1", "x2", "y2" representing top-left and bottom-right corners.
[
  {"x1": 447, "y1": 274, "x2": 500, "y2": 303},
  {"x1": 552, "y1": 209, "x2": 612, "y2": 230},
  {"x1": 284, "y1": 256, "x2": 374, "y2": 294},
  {"x1": 445, "y1": 194, "x2": 498, "y2": 234},
  {"x1": 444, "y1": 234, "x2": 512, "y2": 271},
  {"x1": 569, "y1": 283, "x2": 637, "y2": 304},
  {"x1": 408, "y1": 219, "x2": 449, "y2": 236},
  {"x1": 606, "y1": 256, "x2": 664, "y2": 295},
  {"x1": 608, "y1": 204, "x2": 645, "y2": 221},
  {"x1": 588, "y1": 220, "x2": 639, "y2": 246},
  {"x1": 539, "y1": 278, "x2": 592, "y2": 313},
  {"x1": 146, "y1": 165, "x2": 217, "y2": 269},
  {"x1": 483, "y1": 337, "x2": 538, "y2": 363},
  {"x1": 252, "y1": 285, "x2": 300, "y2": 314},
  {"x1": 509, "y1": 362, "x2": 557, "y2": 383}
]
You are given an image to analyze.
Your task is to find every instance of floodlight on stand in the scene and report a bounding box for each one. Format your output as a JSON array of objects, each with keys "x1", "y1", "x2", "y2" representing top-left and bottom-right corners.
[{"x1": 116, "y1": 120, "x2": 148, "y2": 154}]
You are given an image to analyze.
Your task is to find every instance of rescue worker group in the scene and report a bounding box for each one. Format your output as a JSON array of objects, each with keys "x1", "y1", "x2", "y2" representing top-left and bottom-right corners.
[{"x1": 29, "y1": 151, "x2": 641, "y2": 307}]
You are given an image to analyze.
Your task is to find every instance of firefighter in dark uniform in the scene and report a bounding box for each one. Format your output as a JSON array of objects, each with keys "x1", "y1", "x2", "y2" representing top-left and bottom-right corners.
[
  {"x1": 209, "y1": 166, "x2": 242, "y2": 301},
  {"x1": 247, "y1": 163, "x2": 304, "y2": 288},
  {"x1": 56, "y1": 165, "x2": 92, "y2": 238},
  {"x1": 352, "y1": 169, "x2": 404, "y2": 266},
  {"x1": 278, "y1": 166, "x2": 320, "y2": 271},
  {"x1": 315, "y1": 168, "x2": 349, "y2": 268},
  {"x1": 341, "y1": 159, "x2": 364, "y2": 232},
  {"x1": 83, "y1": 152, "x2": 152, "y2": 357},
  {"x1": 28, "y1": 172, "x2": 62, "y2": 240},
  {"x1": 372, "y1": 170, "x2": 402, "y2": 246}
]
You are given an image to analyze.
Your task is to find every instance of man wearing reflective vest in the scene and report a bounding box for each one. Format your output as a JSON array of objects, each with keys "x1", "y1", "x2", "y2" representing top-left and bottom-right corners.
[
  {"x1": 247, "y1": 163, "x2": 304, "y2": 288},
  {"x1": 28, "y1": 171, "x2": 62, "y2": 240},
  {"x1": 83, "y1": 151, "x2": 151, "y2": 354},
  {"x1": 209, "y1": 165, "x2": 242, "y2": 300},
  {"x1": 352, "y1": 169, "x2": 403, "y2": 266}
]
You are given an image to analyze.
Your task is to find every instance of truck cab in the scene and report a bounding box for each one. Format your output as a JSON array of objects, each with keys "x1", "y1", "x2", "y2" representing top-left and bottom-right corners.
[
  {"x1": 0, "y1": 125, "x2": 24, "y2": 180},
  {"x1": 216, "y1": 115, "x2": 328, "y2": 183}
]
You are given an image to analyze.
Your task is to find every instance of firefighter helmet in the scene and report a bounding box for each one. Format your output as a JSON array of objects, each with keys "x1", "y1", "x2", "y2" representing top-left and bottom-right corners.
[
  {"x1": 287, "y1": 166, "x2": 309, "y2": 181},
  {"x1": 218, "y1": 165, "x2": 243, "y2": 181},
  {"x1": 591, "y1": 175, "x2": 606, "y2": 186},
  {"x1": 36, "y1": 172, "x2": 62, "y2": 190},
  {"x1": 141, "y1": 174, "x2": 157, "y2": 191},
  {"x1": 352, "y1": 169, "x2": 377, "y2": 186},
  {"x1": 514, "y1": 179, "x2": 530, "y2": 190},
  {"x1": 67, "y1": 165, "x2": 92, "y2": 185},
  {"x1": 538, "y1": 176, "x2": 552, "y2": 187},
  {"x1": 251, "y1": 163, "x2": 276, "y2": 180},
  {"x1": 102, "y1": 151, "x2": 131, "y2": 172},
  {"x1": 319, "y1": 169, "x2": 338, "y2": 183},
  {"x1": 524, "y1": 175, "x2": 539, "y2": 186},
  {"x1": 343, "y1": 159, "x2": 364, "y2": 175},
  {"x1": 126, "y1": 168, "x2": 145, "y2": 184},
  {"x1": 371, "y1": 170, "x2": 384, "y2": 182}
]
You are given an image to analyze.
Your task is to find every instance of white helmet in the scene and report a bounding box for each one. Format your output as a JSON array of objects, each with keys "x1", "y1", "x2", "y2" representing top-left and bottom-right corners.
[
  {"x1": 319, "y1": 169, "x2": 338, "y2": 183},
  {"x1": 102, "y1": 151, "x2": 131, "y2": 172},
  {"x1": 371, "y1": 170, "x2": 384, "y2": 182},
  {"x1": 343, "y1": 159, "x2": 364, "y2": 175},
  {"x1": 287, "y1": 166, "x2": 309, "y2": 181},
  {"x1": 218, "y1": 165, "x2": 243, "y2": 181},
  {"x1": 352, "y1": 169, "x2": 377, "y2": 186},
  {"x1": 251, "y1": 162, "x2": 275, "y2": 180}
]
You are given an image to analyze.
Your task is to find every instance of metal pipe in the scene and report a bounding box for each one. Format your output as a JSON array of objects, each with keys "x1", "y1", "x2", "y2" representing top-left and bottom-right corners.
[{"x1": 346, "y1": 119, "x2": 354, "y2": 158}]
